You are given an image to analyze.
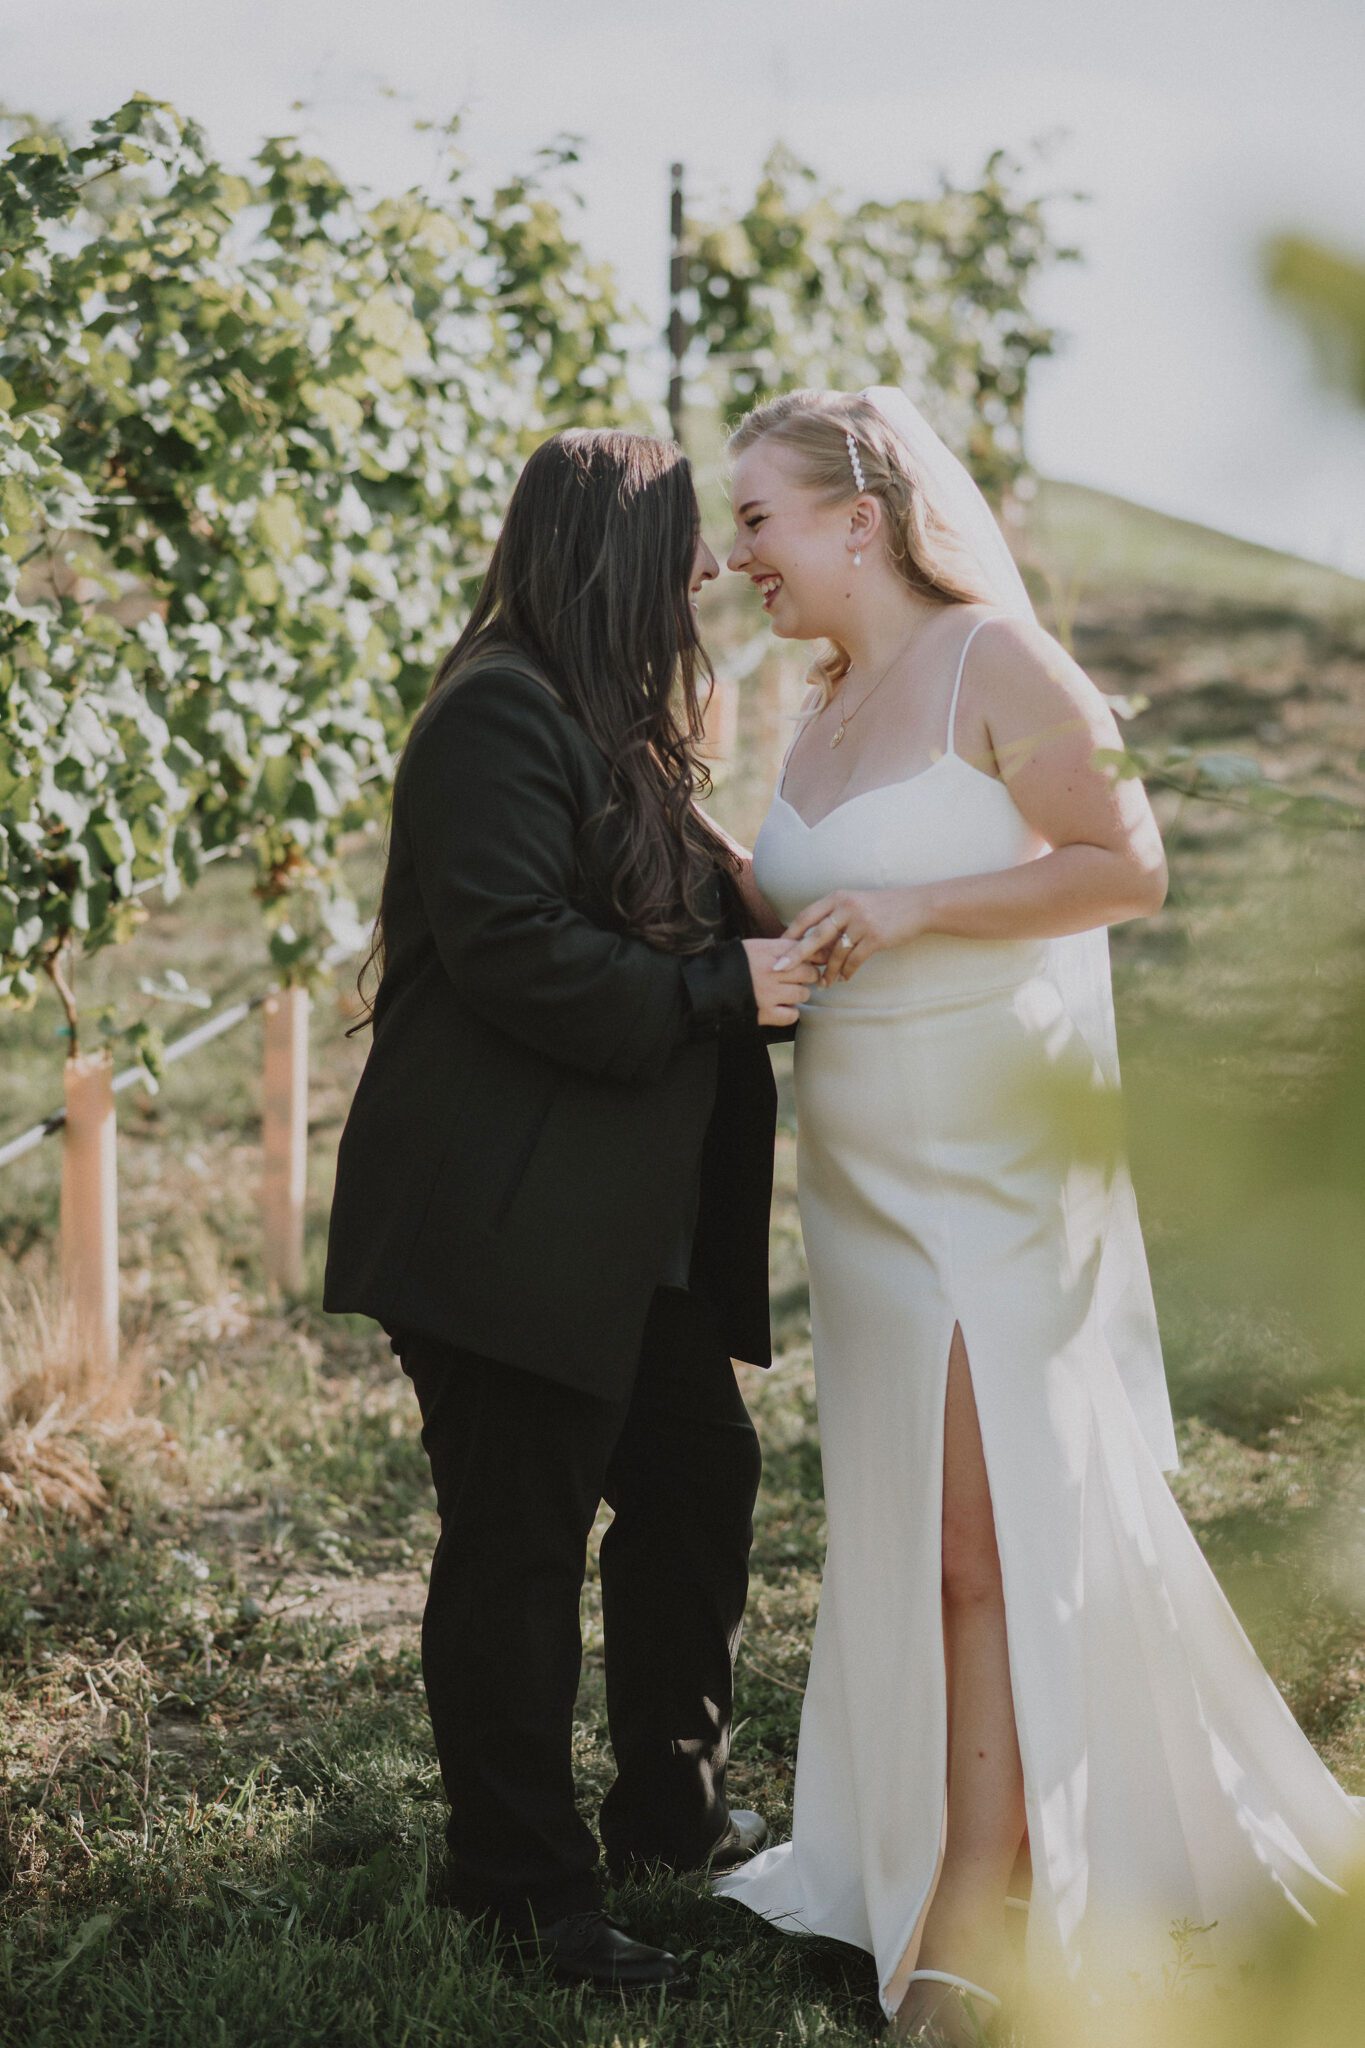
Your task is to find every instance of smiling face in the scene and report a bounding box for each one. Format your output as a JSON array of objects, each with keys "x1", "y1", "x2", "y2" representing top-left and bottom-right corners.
[{"x1": 727, "y1": 439, "x2": 867, "y2": 641}]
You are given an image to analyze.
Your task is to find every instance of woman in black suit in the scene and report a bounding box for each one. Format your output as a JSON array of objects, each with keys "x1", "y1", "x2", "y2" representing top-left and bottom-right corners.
[{"x1": 324, "y1": 430, "x2": 819, "y2": 1988}]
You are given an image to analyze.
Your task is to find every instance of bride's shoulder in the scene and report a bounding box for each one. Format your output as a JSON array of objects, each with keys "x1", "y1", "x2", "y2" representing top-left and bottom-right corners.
[
  {"x1": 969, "y1": 609, "x2": 1060, "y2": 666},
  {"x1": 971, "y1": 613, "x2": 1103, "y2": 709},
  {"x1": 968, "y1": 615, "x2": 1119, "y2": 764}
]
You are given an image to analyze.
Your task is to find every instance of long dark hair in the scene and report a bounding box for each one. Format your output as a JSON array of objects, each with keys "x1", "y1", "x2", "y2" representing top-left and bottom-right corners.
[{"x1": 353, "y1": 428, "x2": 733, "y2": 1028}]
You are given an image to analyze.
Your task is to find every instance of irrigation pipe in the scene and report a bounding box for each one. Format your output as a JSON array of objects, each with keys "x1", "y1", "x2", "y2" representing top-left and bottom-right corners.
[{"x1": 0, "y1": 938, "x2": 358, "y2": 1171}]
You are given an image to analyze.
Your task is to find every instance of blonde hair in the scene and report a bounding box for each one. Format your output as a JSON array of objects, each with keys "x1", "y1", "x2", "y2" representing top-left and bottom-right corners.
[{"x1": 727, "y1": 389, "x2": 989, "y2": 703}]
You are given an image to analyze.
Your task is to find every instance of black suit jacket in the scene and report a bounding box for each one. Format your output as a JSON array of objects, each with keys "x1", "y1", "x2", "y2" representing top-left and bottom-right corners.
[{"x1": 323, "y1": 662, "x2": 781, "y2": 1399}]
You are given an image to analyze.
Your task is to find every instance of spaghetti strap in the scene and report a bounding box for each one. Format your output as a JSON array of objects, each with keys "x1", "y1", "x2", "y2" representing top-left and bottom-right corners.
[{"x1": 945, "y1": 613, "x2": 1001, "y2": 759}]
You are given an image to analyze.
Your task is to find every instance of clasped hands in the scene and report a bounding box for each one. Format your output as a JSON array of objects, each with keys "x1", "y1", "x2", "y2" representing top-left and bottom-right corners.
[
  {"x1": 743, "y1": 888, "x2": 927, "y2": 1024},
  {"x1": 776, "y1": 886, "x2": 928, "y2": 987}
]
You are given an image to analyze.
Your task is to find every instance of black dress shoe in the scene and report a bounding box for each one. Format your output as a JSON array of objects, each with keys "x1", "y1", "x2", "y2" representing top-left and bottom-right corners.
[
  {"x1": 511, "y1": 1909, "x2": 681, "y2": 1988},
  {"x1": 607, "y1": 1808, "x2": 771, "y2": 1882},
  {"x1": 703, "y1": 1808, "x2": 769, "y2": 1873}
]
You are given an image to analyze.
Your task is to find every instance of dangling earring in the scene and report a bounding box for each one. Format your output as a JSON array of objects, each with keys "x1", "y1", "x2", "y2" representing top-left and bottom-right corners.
[{"x1": 853, "y1": 549, "x2": 862, "y2": 567}]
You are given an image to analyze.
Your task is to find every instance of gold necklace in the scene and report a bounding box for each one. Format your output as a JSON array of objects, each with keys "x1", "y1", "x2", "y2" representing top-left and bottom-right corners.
[{"x1": 827, "y1": 628, "x2": 920, "y2": 747}]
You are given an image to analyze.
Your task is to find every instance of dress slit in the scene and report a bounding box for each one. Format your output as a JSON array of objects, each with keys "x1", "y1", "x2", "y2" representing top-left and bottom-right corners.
[{"x1": 879, "y1": 1303, "x2": 958, "y2": 2015}]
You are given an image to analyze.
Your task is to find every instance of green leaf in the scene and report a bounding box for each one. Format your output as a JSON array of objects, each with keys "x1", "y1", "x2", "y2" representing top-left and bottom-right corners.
[
  {"x1": 255, "y1": 495, "x2": 305, "y2": 558},
  {"x1": 46, "y1": 1913, "x2": 113, "y2": 1987},
  {"x1": 1196, "y1": 754, "x2": 1265, "y2": 788},
  {"x1": 91, "y1": 818, "x2": 136, "y2": 870},
  {"x1": 137, "y1": 969, "x2": 211, "y2": 1009},
  {"x1": 243, "y1": 562, "x2": 280, "y2": 606}
]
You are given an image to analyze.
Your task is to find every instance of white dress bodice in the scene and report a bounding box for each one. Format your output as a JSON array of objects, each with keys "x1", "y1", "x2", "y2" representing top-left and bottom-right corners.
[{"x1": 752, "y1": 617, "x2": 1049, "y2": 1011}]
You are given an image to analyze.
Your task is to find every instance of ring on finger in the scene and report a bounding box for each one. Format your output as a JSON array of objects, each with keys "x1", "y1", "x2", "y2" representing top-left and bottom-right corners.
[{"x1": 839, "y1": 931, "x2": 854, "y2": 949}]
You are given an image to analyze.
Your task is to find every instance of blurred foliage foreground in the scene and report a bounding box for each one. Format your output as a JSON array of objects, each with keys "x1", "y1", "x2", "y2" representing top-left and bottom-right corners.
[{"x1": 0, "y1": 487, "x2": 1361, "y2": 2045}]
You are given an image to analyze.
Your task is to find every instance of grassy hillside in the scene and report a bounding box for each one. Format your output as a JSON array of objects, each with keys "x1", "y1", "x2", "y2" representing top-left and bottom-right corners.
[{"x1": 0, "y1": 485, "x2": 1362, "y2": 2047}]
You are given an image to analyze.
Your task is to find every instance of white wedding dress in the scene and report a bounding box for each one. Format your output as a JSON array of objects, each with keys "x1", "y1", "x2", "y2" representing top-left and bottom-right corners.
[{"x1": 716, "y1": 613, "x2": 1365, "y2": 2016}]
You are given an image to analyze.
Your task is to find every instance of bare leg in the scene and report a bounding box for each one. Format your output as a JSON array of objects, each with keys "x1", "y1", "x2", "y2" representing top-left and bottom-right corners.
[{"x1": 892, "y1": 1322, "x2": 1025, "y2": 2043}]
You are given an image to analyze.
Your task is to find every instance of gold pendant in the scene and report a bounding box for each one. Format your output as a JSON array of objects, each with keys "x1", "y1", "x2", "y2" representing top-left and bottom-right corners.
[{"x1": 830, "y1": 721, "x2": 846, "y2": 748}]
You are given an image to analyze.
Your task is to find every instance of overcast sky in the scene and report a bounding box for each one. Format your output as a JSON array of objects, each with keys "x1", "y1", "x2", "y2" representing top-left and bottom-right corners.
[{"x1": 6, "y1": 0, "x2": 1363, "y2": 571}]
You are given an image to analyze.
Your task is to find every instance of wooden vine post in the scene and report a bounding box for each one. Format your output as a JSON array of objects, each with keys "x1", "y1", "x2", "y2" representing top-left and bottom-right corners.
[
  {"x1": 60, "y1": 1050, "x2": 120, "y2": 1371},
  {"x1": 44, "y1": 947, "x2": 121, "y2": 1372},
  {"x1": 261, "y1": 984, "x2": 310, "y2": 1293}
]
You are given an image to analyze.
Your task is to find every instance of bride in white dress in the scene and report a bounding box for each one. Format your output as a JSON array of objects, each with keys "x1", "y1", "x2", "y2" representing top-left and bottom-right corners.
[{"x1": 711, "y1": 387, "x2": 1365, "y2": 2041}]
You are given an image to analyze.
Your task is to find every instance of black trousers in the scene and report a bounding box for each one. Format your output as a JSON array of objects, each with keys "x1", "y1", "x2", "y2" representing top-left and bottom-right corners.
[{"x1": 392, "y1": 1285, "x2": 763, "y2": 1932}]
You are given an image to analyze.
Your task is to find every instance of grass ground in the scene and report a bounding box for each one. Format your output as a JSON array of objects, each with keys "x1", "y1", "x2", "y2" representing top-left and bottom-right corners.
[{"x1": 1, "y1": 483, "x2": 1363, "y2": 2046}]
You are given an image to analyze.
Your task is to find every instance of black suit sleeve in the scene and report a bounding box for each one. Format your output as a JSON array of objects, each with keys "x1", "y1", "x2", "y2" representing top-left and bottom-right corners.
[{"x1": 399, "y1": 671, "x2": 757, "y2": 1083}]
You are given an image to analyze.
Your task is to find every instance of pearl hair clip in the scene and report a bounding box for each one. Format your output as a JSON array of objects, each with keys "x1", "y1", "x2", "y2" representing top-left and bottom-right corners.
[{"x1": 845, "y1": 430, "x2": 866, "y2": 493}]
